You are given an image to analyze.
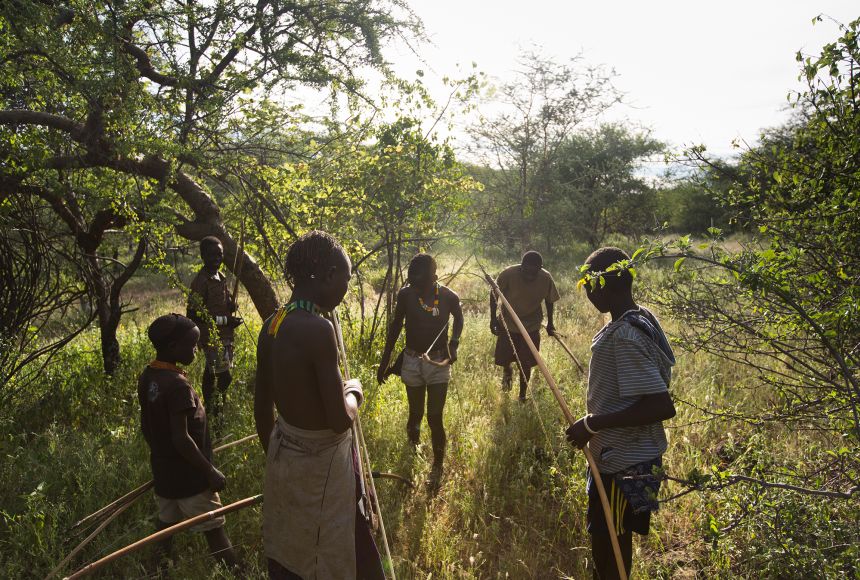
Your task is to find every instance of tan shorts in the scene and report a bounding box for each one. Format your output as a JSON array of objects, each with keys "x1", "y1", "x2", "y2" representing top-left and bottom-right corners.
[
  {"x1": 401, "y1": 351, "x2": 451, "y2": 387},
  {"x1": 205, "y1": 344, "x2": 234, "y2": 374},
  {"x1": 155, "y1": 490, "x2": 225, "y2": 532}
]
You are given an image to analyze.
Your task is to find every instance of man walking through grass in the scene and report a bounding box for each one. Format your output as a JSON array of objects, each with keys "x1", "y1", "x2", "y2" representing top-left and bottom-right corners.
[
  {"x1": 490, "y1": 251, "x2": 560, "y2": 402},
  {"x1": 566, "y1": 247, "x2": 676, "y2": 580}
]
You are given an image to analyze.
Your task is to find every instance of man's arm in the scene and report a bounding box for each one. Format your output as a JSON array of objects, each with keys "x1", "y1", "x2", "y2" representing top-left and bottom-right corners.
[
  {"x1": 377, "y1": 290, "x2": 407, "y2": 383},
  {"x1": 254, "y1": 328, "x2": 275, "y2": 453},
  {"x1": 566, "y1": 392, "x2": 676, "y2": 447},
  {"x1": 448, "y1": 289, "x2": 464, "y2": 363},
  {"x1": 489, "y1": 290, "x2": 498, "y2": 335},
  {"x1": 545, "y1": 300, "x2": 556, "y2": 336},
  {"x1": 314, "y1": 321, "x2": 359, "y2": 434},
  {"x1": 169, "y1": 411, "x2": 226, "y2": 490}
]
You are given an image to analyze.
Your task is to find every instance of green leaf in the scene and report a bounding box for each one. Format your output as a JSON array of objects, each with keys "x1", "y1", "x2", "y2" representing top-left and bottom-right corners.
[{"x1": 674, "y1": 257, "x2": 686, "y2": 272}]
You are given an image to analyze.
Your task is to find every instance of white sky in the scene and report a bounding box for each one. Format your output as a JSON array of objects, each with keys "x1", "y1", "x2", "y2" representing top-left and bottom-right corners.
[{"x1": 385, "y1": 1, "x2": 857, "y2": 158}]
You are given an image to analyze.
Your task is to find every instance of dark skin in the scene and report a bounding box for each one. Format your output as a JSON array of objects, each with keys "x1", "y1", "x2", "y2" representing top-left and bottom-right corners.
[
  {"x1": 565, "y1": 266, "x2": 676, "y2": 448},
  {"x1": 199, "y1": 240, "x2": 240, "y2": 318},
  {"x1": 153, "y1": 326, "x2": 238, "y2": 569},
  {"x1": 254, "y1": 251, "x2": 359, "y2": 453},
  {"x1": 377, "y1": 265, "x2": 464, "y2": 384},
  {"x1": 489, "y1": 260, "x2": 556, "y2": 396},
  {"x1": 489, "y1": 260, "x2": 557, "y2": 337}
]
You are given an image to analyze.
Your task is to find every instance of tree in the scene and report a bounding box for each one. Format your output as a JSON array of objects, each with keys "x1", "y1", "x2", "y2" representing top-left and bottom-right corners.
[
  {"x1": 470, "y1": 49, "x2": 620, "y2": 253},
  {"x1": 0, "y1": 195, "x2": 91, "y2": 405},
  {"x1": 588, "y1": 18, "x2": 860, "y2": 575},
  {"x1": 549, "y1": 123, "x2": 664, "y2": 248},
  {"x1": 0, "y1": 0, "x2": 421, "y2": 331}
]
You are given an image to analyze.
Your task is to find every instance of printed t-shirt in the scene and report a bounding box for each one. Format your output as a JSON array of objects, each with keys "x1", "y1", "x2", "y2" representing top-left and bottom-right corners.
[
  {"x1": 138, "y1": 365, "x2": 211, "y2": 499},
  {"x1": 586, "y1": 307, "x2": 675, "y2": 473},
  {"x1": 496, "y1": 265, "x2": 561, "y2": 333},
  {"x1": 188, "y1": 268, "x2": 233, "y2": 347}
]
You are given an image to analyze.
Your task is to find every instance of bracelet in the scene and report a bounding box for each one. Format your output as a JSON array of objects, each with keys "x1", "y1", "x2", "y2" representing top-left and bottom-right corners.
[
  {"x1": 582, "y1": 414, "x2": 599, "y2": 435},
  {"x1": 449, "y1": 338, "x2": 460, "y2": 346}
]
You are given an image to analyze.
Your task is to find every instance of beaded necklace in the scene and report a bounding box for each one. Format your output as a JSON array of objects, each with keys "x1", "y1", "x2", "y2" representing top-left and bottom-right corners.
[
  {"x1": 418, "y1": 284, "x2": 440, "y2": 317},
  {"x1": 268, "y1": 299, "x2": 321, "y2": 337}
]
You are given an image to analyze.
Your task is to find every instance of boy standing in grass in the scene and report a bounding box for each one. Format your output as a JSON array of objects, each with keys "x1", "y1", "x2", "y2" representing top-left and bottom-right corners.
[
  {"x1": 138, "y1": 313, "x2": 238, "y2": 572},
  {"x1": 490, "y1": 250, "x2": 560, "y2": 401},
  {"x1": 187, "y1": 236, "x2": 242, "y2": 420},
  {"x1": 255, "y1": 230, "x2": 383, "y2": 580},
  {"x1": 566, "y1": 247, "x2": 676, "y2": 580},
  {"x1": 377, "y1": 253, "x2": 464, "y2": 487}
]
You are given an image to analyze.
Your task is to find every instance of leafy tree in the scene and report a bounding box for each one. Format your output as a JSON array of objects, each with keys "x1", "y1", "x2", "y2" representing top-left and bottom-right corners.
[
  {"x1": 0, "y1": 195, "x2": 90, "y2": 403},
  {"x1": 654, "y1": 176, "x2": 733, "y2": 235},
  {"x1": 470, "y1": 49, "x2": 620, "y2": 253},
  {"x1": 548, "y1": 123, "x2": 664, "y2": 248},
  {"x1": 0, "y1": 0, "x2": 421, "y2": 331}
]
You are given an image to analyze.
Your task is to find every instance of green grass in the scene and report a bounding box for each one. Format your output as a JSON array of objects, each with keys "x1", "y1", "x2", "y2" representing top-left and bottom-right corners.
[{"x1": 1, "y1": 262, "x2": 857, "y2": 579}]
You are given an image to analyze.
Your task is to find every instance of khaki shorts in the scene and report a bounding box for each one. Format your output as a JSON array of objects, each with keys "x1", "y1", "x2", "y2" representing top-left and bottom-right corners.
[
  {"x1": 155, "y1": 490, "x2": 225, "y2": 532},
  {"x1": 401, "y1": 351, "x2": 451, "y2": 387},
  {"x1": 205, "y1": 344, "x2": 234, "y2": 374}
]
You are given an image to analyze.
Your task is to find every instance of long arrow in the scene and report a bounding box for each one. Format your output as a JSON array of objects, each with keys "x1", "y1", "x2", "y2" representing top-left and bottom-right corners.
[
  {"x1": 331, "y1": 310, "x2": 397, "y2": 580},
  {"x1": 64, "y1": 495, "x2": 263, "y2": 579},
  {"x1": 481, "y1": 266, "x2": 628, "y2": 580},
  {"x1": 52, "y1": 434, "x2": 256, "y2": 579},
  {"x1": 550, "y1": 332, "x2": 585, "y2": 375}
]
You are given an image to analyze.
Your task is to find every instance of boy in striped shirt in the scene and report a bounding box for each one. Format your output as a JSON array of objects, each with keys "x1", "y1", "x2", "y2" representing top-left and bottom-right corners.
[{"x1": 566, "y1": 247, "x2": 676, "y2": 580}]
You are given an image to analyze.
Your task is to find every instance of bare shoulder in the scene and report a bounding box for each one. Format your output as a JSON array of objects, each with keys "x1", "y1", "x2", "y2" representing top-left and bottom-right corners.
[
  {"x1": 440, "y1": 285, "x2": 460, "y2": 303},
  {"x1": 397, "y1": 286, "x2": 414, "y2": 300},
  {"x1": 298, "y1": 313, "x2": 335, "y2": 338}
]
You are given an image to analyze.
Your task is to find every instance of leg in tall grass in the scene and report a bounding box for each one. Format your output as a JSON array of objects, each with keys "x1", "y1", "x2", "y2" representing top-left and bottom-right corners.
[
  {"x1": 518, "y1": 366, "x2": 532, "y2": 401},
  {"x1": 426, "y1": 382, "x2": 448, "y2": 464},
  {"x1": 153, "y1": 518, "x2": 174, "y2": 573},
  {"x1": 204, "y1": 526, "x2": 240, "y2": 571},
  {"x1": 590, "y1": 529, "x2": 632, "y2": 580},
  {"x1": 405, "y1": 385, "x2": 426, "y2": 446}
]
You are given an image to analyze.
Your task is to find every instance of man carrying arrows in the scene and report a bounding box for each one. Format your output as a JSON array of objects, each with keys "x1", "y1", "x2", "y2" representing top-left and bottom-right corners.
[{"x1": 490, "y1": 251, "x2": 560, "y2": 402}]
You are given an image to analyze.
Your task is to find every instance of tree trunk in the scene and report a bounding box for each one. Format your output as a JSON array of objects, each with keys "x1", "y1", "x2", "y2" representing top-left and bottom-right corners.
[{"x1": 0, "y1": 113, "x2": 280, "y2": 321}]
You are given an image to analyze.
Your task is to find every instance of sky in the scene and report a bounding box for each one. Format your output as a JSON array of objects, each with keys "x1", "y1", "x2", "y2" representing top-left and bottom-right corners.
[{"x1": 385, "y1": 1, "x2": 858, "y2": 158}]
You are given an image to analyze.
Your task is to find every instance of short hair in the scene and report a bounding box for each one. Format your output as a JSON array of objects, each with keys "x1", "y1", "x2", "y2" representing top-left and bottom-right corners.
[
  {"x1": 284, "y1": 230, "x2": 346, "y2": 286},
  {"x1": 584, "y1": 247, "x2": 633, "y2": 290},
  {"x1": 148, "y1": 313, "x2": 197, "y2": 350},
  {"x1": 521, "y1": 250, "x2": 543, "y2": 267},
  {"x1": 200, "y1": 236, "x2": 222, "y2": 254},
  {"x1": 407, "y1": 253, "x2": 437, "y2": 284}
]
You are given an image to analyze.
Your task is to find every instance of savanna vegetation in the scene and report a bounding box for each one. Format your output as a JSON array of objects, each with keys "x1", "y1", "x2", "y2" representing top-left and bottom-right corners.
[{"x1": 1, "y1": 2, "x2": 858, "y2": 578}]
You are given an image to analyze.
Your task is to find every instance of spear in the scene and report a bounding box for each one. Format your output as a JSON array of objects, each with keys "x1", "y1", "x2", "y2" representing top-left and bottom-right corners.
[
  {"x1": 482, "y1": 268, "x2": 628, "y2": 580},
  {"x1": 230, "y1": 218, "x2": 246, "y2": 305}
]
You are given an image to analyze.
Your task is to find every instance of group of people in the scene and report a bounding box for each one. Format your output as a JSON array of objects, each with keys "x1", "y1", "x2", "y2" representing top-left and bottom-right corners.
[{"x1": 136, "y1": 229, "x2": 676, "y2": 579}]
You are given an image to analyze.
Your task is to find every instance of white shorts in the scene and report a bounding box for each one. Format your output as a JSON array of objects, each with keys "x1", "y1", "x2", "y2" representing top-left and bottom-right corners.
[{"x1": 401, "y1": 351, "x2": 451, "y2": 387}]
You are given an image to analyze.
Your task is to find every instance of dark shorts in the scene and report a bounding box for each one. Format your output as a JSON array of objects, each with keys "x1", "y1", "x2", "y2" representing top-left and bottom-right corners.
[
  {"x1": 587, "y1": 457, "x2": 662, "y2": 536},
  {"x1": 494, "y1": 330, "x2": 540, "y2": 368}
]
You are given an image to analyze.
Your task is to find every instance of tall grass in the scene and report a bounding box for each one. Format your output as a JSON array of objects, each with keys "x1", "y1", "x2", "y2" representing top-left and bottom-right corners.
[{"x1": 1, "y1": 262, "x2": 857, "y2": 578}]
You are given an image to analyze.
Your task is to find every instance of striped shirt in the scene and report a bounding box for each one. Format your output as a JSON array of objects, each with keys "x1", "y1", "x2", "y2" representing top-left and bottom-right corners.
[{"x1": 587, "y1": 307, "x2": 674, "y2": 473}]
